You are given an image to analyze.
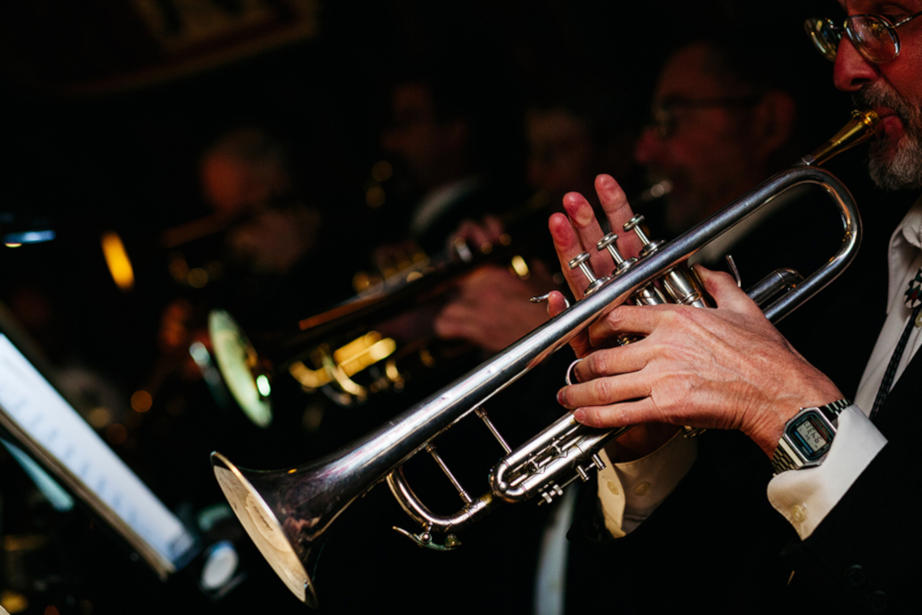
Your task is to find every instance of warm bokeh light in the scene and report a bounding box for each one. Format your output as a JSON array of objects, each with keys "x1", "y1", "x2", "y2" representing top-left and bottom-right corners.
[
  {"x1": 86, "y1": 406, "x2": 113, "y2": 428},
  {"x1": 370, "y1": 160, "x2": 393, "y2": 182},
  {"x1": 130, "y1": 389, "x2": 153, "y2": 413},
  {"x1": 100, "y1": 231, "x2": 135, "y2": 291},
  {"x1": 509, "y1": 255, "x2": 530, "y2": 279}
]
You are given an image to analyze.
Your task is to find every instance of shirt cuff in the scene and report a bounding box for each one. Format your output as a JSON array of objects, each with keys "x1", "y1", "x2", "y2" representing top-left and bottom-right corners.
[
  {"x1": 597, "y1": 430, "x2": 698, "y2": 537},
  {"x1": 766, "y1": 404, "x2": 886, "y2": 539}
]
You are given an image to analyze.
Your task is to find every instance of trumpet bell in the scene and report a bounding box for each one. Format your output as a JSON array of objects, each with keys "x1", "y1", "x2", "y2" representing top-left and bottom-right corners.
[
  {"x1": 211, "y1": 452, "x2": 316, "y2": 606},
  {"x1": 209, "y1": 310, "x2": 273, "y2": 428}
]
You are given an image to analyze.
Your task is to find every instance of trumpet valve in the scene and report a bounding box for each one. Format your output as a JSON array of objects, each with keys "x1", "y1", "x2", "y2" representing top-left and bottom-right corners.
[
  {"x1": 539, "y1": 483, "x2": 565, "y2": 505},
  {"x1": 568, "y1": 252, "x2": 606, "y2": 295},
  {"x1": 596, "y1": 232, "x2": 636, "y2": 275},
  {"x1": 590, "y1": 452, "x2": 606, "y2": 471},
  {"x1": 624, "y1": 214, "x2": 663, "y2": 257},
  {"x1": 575, "y1": 452, "x2": 607, "y2": 483},
  {"x1": 661, "y1": 267, "x2": 709, "y2": 307}
]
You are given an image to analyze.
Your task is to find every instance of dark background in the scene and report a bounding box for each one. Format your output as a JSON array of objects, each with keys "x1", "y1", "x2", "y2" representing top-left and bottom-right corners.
[
  {"x1": 0, "y1": 0, "x2": 850, "y2": 379},
  {"x1": 0, "y1": 1, "x2": 876, "y2": 614}
]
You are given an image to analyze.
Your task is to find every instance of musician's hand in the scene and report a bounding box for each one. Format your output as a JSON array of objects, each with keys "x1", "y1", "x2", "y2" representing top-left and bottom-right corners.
[
  {"x1": 544, "y1": 174, "x2": 644, "y2": 358},
  {"x1": 550, "y1": 174, "x2": 643, "y2": 299},
  {"x1": 556, "y1": 267, "x2": 844, "y2": 457},
  {"x1": 545, "y1": 174, "x2": 679, "y2": 459},
  {"x1": 447, "y1": 215, "x2": 508, "y2": 257},
  {"x1": 433, "y1": 262, "x2": 553, "y2": 352},
  {"x1": 371, "y1": 239, "x2": 427, "y2": 276}
]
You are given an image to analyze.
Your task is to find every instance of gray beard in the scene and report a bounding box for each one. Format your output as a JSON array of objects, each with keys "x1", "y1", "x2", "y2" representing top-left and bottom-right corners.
[
  {"x1": 868, "y1": 132, "x2": 922, "y2": 190},
  {"x1": 856, "y1": 85, "x2": 922, "y2": 191}
]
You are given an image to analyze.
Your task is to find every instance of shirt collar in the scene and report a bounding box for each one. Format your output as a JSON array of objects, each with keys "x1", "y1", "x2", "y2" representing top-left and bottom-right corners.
[
  {"x1": 898, "y1": 197, "x2": 922, "y2": 249},
  {"x1": 886, "y1": 195, "x2": 922, "y2": 313}
]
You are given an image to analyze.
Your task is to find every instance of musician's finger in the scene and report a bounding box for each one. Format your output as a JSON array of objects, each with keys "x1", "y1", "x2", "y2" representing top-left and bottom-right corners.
[
  {"x1": 549, "y1": 212, "x2": 593, "y2": 300},
  {"x1": 556, "y1": 371, "x2": 649, "y2": 410},
  {"x1": 545, "y1": 290, "x2": 592, "y2": 357},
  {"x1": 481, "y1": 215, "x2": 507, "y2": 245},
  {"x1": 450, "y1": 219, "x2": 493, "y2": 254},
  {"x1": 545, "y1": 290, "x2": 569, "y2": 318},
  {"x1": 696, "y1": 266, "x2": 763, "y2": 316},
  {"x1": 587, "y1": 304, "x2": 663, "y2": 342},
  {"x1": 571, "y1": 344, "x2": 647, "y2": 382},
  {"x1": 433, "y1": 303, "x2": 479, "y2": 341},
  {"x1": 571, "y1": 397, "x2": 660, "y2": 429},
  {"x1": 562, "y1": 191, "x2": 613, "y2": 277},
  {"x1": 594, "y1": 174, "x2": 643, "y2": 260}
]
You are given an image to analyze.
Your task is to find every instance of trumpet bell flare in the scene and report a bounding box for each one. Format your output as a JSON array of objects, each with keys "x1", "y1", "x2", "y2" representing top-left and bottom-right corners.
[
  {"x1": 208, "y1": 310, "x2": 273, "y2": 428},
  {"x1": 211, "y1": 452, "x2": 316, "y2": 606}
]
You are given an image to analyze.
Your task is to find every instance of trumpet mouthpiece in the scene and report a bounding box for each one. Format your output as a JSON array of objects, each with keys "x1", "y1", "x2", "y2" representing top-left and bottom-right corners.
[{"x1": 801, "y1": 109, "x2": 881, "y2": 167}]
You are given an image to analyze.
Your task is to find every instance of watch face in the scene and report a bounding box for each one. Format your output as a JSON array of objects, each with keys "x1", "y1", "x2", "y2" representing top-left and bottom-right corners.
[{"x1": 788, "y1": 410, "x2": 835, "y2": 462}]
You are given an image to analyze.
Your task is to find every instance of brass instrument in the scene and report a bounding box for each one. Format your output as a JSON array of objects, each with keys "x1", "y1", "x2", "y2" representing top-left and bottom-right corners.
[
  {"x1": 210, "y1": 111, "x2": 880, "y2": 606},
  {"x1": 208, "y1": 213, "x2": 541, "y2": 424}
]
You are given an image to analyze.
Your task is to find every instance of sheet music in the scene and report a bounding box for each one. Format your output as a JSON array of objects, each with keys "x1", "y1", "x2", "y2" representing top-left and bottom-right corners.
[{"x1": 0, "y1": 334, "x2": 196, "y2": 577}]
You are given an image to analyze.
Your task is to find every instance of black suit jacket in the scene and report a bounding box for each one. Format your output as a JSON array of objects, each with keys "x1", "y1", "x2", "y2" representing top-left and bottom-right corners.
[{"x1": 778, "y1": 349, "x2": 922, "y2": 614}]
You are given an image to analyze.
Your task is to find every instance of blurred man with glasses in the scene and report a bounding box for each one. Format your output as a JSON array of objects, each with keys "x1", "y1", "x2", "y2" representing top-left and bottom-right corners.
[
  {"x1": 630, "y1": 35, "x2": 848, "y2": 292},
  {"x1": 633, "y1": 39, "x2": 798, "y2": 237},
  {"x1": 550, "y1": 2, "x2": 922, "y2": 612}
]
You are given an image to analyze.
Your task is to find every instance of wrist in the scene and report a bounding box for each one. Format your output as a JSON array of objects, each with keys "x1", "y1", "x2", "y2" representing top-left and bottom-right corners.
[
  {"x1": 746, "y1": 378, "x2": 844, "y2": 457},
  {"x1": 770, "y1": 399, "x2": 850, "y2": 473}
]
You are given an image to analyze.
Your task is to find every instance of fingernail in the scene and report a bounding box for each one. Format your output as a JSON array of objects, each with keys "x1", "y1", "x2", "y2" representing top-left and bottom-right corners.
[
  {"x1": 574, "y1": 206, "x2": 594, "y2": 225},
  {"x1": 573, "y1": 408, "x2": 585, "y2": 422},
  {"x1": 556, "y1": 389, "x2": 566, "y2": 406}
]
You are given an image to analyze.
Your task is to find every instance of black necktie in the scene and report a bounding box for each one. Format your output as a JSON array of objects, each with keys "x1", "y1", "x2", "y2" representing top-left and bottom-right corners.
[{"x1": 870, "y1": 267, "x2": 922, "y2": 420}]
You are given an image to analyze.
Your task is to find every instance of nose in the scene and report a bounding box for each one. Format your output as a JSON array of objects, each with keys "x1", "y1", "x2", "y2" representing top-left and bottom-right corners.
[
  {"x1": 833, "y1": 37, "x2": 878, "y2": 92},
  {"x1": 633, "y1": 125, "x2": 662, "y2": 166}
]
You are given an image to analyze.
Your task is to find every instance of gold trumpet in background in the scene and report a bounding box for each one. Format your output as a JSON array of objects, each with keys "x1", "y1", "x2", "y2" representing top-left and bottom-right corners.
[
  {"x1": 209, "y1": 110, "x2": 879, "y2": 607},
  {"x1": 207, "y1": 163, "x2": 671, "y2": 427},
  {"x1": 207, "y1": 208, "x2": 541, "y2": 426}
]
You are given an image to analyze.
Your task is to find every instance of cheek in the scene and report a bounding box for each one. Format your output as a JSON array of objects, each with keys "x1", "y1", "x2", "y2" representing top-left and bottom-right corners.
[
  {"x1": 887, "y1": 45, "x2": 922, "y2": 109},
  {"x1": 667, "y1": 131, "x2": 742, "y2": 175}
]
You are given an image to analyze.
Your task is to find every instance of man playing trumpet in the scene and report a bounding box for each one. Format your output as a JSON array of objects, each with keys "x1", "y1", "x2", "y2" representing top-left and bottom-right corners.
[{"x1": 550, "y1": 1, "x2": 922, "y2": 612}]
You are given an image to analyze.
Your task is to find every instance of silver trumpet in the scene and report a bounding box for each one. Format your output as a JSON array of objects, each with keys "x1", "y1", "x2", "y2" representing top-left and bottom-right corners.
[{"x1": 211, "y1": 110, "x2": 880, "y2": 607}]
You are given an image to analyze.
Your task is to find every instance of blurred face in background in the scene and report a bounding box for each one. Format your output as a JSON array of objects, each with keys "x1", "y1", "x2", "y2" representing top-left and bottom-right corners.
[
  {"x1": 380, "y1": 82, "x2": 470, "y2": 191},
  {"x1": 525, "y1": 106, "x2": 595, "y2": 199},
  {"x1": 200, "y1": 149, "x2": 290, "y2": 218},
  {"x1": 633, "y1": 43, "x2": 785, "y2": 233}
]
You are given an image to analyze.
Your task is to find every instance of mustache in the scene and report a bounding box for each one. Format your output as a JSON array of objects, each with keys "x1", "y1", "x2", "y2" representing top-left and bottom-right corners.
[{"x1": 853, "y1": 84, "x2": 922, "y2": 138}]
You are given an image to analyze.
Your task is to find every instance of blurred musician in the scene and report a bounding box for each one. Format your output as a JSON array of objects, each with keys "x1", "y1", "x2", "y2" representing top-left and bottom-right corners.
[{"x1": 431, "y1": 92, "x2": 613, "y2": 353}]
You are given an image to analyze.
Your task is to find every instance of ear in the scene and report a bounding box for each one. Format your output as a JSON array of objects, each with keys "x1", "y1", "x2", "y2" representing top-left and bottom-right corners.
[{"x1": 750, "y1": 90, "x2": 796, "y2": 161}]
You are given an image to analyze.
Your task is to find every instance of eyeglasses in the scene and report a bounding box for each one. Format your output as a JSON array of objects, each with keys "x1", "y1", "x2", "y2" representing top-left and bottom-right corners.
[
  {"x1": 804, "y1": 11, "x2": 922, "y2": 64},
  {"x1": 648, "y1": 95, "x2": 762, "y2": 139}
]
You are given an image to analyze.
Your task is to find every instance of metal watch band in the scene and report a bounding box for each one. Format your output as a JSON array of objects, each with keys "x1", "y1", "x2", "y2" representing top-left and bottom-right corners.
[
  {"x1": 771, "y1": 399, "x2": 850, "y2": 474},
  {"x1": 771, "y1": 445, "x2": 799, "y2": 474},
  {"x1": 816, "y1": 398, "x2": 850, "y2": 422}
]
